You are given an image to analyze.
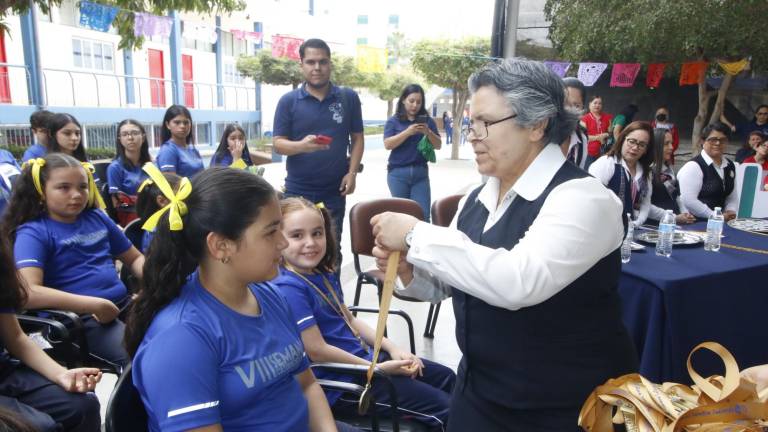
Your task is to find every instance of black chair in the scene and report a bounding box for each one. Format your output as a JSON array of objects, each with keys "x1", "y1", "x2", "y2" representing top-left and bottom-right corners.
[
  {"x1": 104, "y1": 364, "x2": 148, "y2": 432},
  {"x1": 312, "y1": 363, "x2": 428, "y2": 432},
  {"x1": 349, "y1": 198, "x2": 438, "y2": 341},
  {"x1": 422, "y1": 194, "x2": 463, "y2": 338},
  {"x1": 16, "y1": 312, "x2": 81, "y2": 369}
]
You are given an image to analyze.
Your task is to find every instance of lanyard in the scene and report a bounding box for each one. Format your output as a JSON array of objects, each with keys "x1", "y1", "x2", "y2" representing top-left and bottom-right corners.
[{"x1": 285, "y1": 267, "x2": 368, "y2": 353}]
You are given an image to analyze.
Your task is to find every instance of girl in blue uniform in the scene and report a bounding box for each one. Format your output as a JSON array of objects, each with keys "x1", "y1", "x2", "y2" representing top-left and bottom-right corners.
[
  {"x1": 1, "y1": 153, "x2": 144, "y2": 371},
  {"x1": 107, "y1": 120, "x2": 152, "y2": 226},
  {"x1": 0, "y1": 232, "x2": 102, "y2": 432},
  {"x1": 48, "y1": 114, "x2": 88, "y2": 163},
  {"x1": 134, "y1": 172, "x2": 181, "y2": 253},
  {"x1": 210, "y1": 123, "x2": 253, "y2": 169},
  {"x1": 156, "y1": 105, "x2": 204, "y2": 177},
  {"x1": 383, "y1": 84, "x2": 442, "y2": 222},
  {"x1": 273, "y1": 197, "x2": 455, "y2": 431},
  {"x1": 124, "y1": 167, "x2": 338, "y2": 432}
]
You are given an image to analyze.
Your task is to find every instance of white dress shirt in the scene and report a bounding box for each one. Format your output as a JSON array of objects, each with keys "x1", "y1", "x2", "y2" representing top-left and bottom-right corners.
[
  {"x1": 566, "y1": 129, "x2": 588, "y2": 169},
  {"x1": 588, "y1": 155, "x2": 653, "y2": 225},
  {"x1": 678, "y1": 150, "x2": 739, "y2": 218},
  {"x1": 397, "y1": 144, "x2": 624, "y2": 311}
]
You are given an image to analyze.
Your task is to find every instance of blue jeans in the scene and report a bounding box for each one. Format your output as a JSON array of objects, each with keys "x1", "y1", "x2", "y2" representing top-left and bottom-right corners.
[
  {"x1": 445, "y1": 127, "x2": 452, "y2": 144},
  {"x1": 387, "y1": 165, "x2": 431, "y2": 223}
]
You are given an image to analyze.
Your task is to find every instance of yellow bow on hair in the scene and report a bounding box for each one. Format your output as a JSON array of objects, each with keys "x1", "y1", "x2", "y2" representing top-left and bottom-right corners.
[
  {"x1": 230, "y1": 158, "x2": 247, "y2": 170},
  {"x1": 80, "y1": 162, "x2": 106, "y2": 210},
  {"x1": 137, "y1": 178, "x2": 154, "y2": 193},
  {"x1": 22, "y1": 158, "x2": 47, "y2": 198},
  {"x1": 315, "y1": 202, "x2": 325, "y2": 210},
  {"x1": 141, "y1": 163, "x2": 192, "y2": 231}
]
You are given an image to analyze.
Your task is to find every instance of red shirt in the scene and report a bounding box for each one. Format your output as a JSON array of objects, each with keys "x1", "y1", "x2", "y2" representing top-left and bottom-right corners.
[{"x1": 581, "y1": 112, "x2": 613, "y2": 156}]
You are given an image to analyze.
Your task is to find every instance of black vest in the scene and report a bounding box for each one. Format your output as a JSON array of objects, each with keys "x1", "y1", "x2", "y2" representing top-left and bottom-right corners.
[
  {"x1": 453, "y1": 162, "x2": 638, "y2": 409},
  {"x1": 693, "y1": 155, "x2": 735, "y2": 211},
  {"x1": 651, "y1": 174, "x2": 680, "y2": 216}
]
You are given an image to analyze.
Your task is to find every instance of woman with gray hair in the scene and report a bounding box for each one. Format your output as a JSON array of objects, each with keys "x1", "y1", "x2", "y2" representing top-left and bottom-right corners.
[{"x1": 370, "y1": 58, "x2": 638, "y2": 431}]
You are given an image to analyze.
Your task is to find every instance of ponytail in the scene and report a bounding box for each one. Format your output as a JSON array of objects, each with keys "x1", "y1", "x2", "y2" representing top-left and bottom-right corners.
[{"x1": 124, "y1": 167, "x2": 276, "y2": 357}]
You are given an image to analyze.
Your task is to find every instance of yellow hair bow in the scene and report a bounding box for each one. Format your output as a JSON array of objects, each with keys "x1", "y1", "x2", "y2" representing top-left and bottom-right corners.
[
  {"x1": 315, "y1": 202, "x2": 325, "y2": 210},
  {"x1": 230, "y1": 158, "x2": 247, "y2": 170},
  {"x1": 81, "y1": 162, "x2": 106, "y2": 210},
  {"x1": 141, "y1": 163, "x2": 192, "y2": 231},
  {"x1": 22, "y1": 158, "x2": 46, "y2": 198},
  {"x1": 137, "y1": 178, "x2": 154, "y2": 193}
]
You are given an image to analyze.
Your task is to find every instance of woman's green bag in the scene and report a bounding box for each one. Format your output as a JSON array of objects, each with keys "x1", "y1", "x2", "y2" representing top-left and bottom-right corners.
[{"x1": 417, "y1": 135, "x2": 436, "y2": 163}]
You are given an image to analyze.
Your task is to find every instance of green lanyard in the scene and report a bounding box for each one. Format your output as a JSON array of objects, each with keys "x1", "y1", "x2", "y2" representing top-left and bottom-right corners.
[{"x1": 285, "y1": 267, "x2": 369, "y2": 353}]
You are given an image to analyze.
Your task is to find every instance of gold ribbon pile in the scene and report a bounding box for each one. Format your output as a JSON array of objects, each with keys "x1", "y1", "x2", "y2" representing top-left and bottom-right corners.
[{"x1": 579, "y1": 342, "x2": 768, "y2": 432}]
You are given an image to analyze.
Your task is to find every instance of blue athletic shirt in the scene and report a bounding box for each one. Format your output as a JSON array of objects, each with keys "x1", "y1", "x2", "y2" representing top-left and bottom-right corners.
[
  {"x1": 14, "y1": 209, "x2": 132, "y2": 303},
  {"x1": 273, "y1": 83, "x2": 364, "y2": 194},
  {"x1": 106, "y1": 158, "x2": 149, "y2": 196},
  {"x1": 0, "y1": 150, "x2": 21, "y2": 215},
  {"x1": 156, "y1": 140, "x2": 203, "y2": 178},
  {"x1": 273, "y1": 267, "x2": 372, "y2": 404},
  {"x1": 21, "y1": 143, "x2": 47, "y2": 163},
  {"x1": 133, "y1": 270, "x2": 311, "y2": 432},
  {"x1": 383, "y1": 116, "x2": 439, "y2": 170},
  {"x1": 140, "y1": 230, "x2": 153, "y2": 254}
]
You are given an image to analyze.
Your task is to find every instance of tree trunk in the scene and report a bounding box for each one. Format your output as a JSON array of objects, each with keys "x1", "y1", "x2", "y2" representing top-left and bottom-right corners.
[
  {"x1": 387, "y1": 99, "x2": 393, "y2": 118},
  {"x1": 708, "y1": 73, "x2": 735, "y2": 125},
  {"x1": 691, "y1": 68, "x2": 714, "y2": 155},
  {"x1": 451, "y1": 90, "x2": 469, "y2": 160}
]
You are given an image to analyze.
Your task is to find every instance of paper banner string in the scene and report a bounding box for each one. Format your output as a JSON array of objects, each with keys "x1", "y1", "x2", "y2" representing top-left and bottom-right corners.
[
  {"x1": 231, "y1": 30, "x2": 262, "y2": 43},
  {"x1": 679, "y1": 61, "x2": 708, "y2": 86},
  {"x1": 577, "y1": 62, "x2": 608, "y2": 87},
  {"x1": 133, "y1": 12, "x2": 172, "y2": 38},
  {"x1": 645, "y1": 63, "x2": 667, "y2": 88},
  {"x1": 718, "y1": 59, "x2": 749, "y2": 76},
  {"x1": 610, "y1": 63, "x2": 641, "y2": 87},
  {"x1": 356, "y1": 46, "x2": 387, "y2": 73},
  {"x1": 544, "y1": 61, "x2": 571, "y2": 78},
  {"x1": 183, "y1": 22, "x2": 217, "y2": 44},
  {"x1": 78, "y1": 1, "x2": 119, "y2": 32},
  {"x1": 271, "y1": 35, "x2": 304, "y2": 60}
]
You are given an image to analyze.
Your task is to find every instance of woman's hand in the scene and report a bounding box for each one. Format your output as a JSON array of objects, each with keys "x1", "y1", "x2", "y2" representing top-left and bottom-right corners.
[
  {"x1": 55, "y1": 368, "x2": 102, "y2": 393},
  {"x1": 406, "y1": 123, "x2": 427, "y2": 136},
  {"x1": 371, "y1": 212, "x2": 419, "y2": 252},
  {"x1": 675, "y1": 213, "x2": 696, "y2": 224},
  {"x1": 228, "y1": 139, "x2": 244, "y2": 161},
  {"x1": 372, "y1": 245, "x2": 414, "y2": 284},
  {"x1": 723, "y1": 210, "x2": 737, "y2": 222}
]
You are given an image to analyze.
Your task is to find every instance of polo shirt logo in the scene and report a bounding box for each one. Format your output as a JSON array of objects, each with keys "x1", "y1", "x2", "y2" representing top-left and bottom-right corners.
[{"x1": 329, "y1": 102, "x2": 344, "y2": 124}]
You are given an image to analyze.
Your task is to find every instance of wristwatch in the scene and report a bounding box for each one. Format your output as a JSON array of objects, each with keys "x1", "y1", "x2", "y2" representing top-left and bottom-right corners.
[{"x1": 404, "y1": 228, "x2": 414, "y2": 249}]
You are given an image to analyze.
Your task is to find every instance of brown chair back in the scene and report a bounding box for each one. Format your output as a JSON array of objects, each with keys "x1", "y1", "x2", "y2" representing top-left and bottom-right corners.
[
  {"x1": 349, "y1": 198, "x2": 424, "y2": 258},
  {"x1": 431, "y1": 194, "x2": 463, "y2": 228}
]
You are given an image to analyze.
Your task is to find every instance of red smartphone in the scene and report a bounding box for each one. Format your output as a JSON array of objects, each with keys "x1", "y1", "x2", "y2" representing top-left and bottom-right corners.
[{"x1": 316, "y1": 134, "x2": 333, "y2": 145}]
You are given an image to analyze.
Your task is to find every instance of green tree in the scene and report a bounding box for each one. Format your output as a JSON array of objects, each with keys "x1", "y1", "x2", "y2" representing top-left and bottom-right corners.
[
  {"x1": 3, "y1": 0, "x2": 245, "y2": 49},
  {"x1": 544, "y1": 0, "x2": 768, "y2": 151},
  {"x1": 411, "y1": 37, "x2": 491, "y2": 159},
  {"x1": 237, "y1": 51, "x2": 370, "y2": 90},
  {"x1": 369, "y1": 70, "x2": 420, "y2": 117},
  {"x1": 237, "y1": 51, "x2": 303, "y2": 89}
]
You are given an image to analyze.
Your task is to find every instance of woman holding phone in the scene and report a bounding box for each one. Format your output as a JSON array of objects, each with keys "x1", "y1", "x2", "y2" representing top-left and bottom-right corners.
[{"x1": 383, "y1": 84, "x2": 441, "y2": 222}]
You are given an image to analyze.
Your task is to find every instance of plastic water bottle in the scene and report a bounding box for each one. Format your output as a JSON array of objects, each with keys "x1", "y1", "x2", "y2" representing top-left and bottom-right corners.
[
  {"x1": 621, "y1": 213, "x2": 634, "y2": 263},
  {"x1": 656, "y1": 210, "x2": 675, "y2": 257},
  {"x1": 705, "y1": 207, "x2": 724, "y2": 252}
]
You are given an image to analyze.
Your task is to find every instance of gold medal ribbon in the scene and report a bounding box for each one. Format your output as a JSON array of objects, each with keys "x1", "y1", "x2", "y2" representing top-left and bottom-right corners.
[{"x1": 140, "y1": 163, "x2": 191, "y2": 231}]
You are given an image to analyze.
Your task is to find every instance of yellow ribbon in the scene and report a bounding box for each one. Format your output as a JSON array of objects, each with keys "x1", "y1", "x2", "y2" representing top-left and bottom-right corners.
[
  {"x1": 137, "y1": 178, "x2": 154, "y2": 193},
  {"x1": 717, "y1": 59, "x2": 749, "y2": 76},
  {"x1": 315, "y1": 202, "x2": 325, "y2": 210},
  {"x1": 81, "y1": 162, "x2": 106, "y2": 210},
  {"x1": 230, "y1": 158, "x2": 247, "y2": 170},
  {"x1": 22, "y1": 158, "x2": 46, "y2": 198},
  {"x1": 141, "y1": 163, "x2": 192, "y2": 231}
]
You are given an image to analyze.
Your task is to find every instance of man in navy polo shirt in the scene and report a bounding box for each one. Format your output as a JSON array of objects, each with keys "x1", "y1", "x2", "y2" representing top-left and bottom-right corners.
[{"x1": 273, "y1": 38, "x2": 364, "y2": 267}]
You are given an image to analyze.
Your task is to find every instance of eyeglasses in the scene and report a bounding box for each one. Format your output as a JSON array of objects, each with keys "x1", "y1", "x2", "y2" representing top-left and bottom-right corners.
[
  {"x1": 624, "y1": 138, "x2": 648, "y2": 150},
  {"x1": 705, "y1": 136, "x2": 728, "y2": 145},
  {"x1": 756, "y1": 111, "x2": 768, "y2": 116},
  {"x1": 119, "y1": 131, "x2": 143, "y2": 138},
  {"x1": 461, "y1": 113, "x2": 517, "y2": 141}
]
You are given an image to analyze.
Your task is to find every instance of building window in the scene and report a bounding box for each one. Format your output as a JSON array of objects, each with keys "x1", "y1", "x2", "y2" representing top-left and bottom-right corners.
[
  {"x1": 222, "y1": 32, "x2": 234, "y2": 57},
  {"x1": 356, "y1": 37, "x2": 367, "y2": 45},
  {"x1": 181, "y1": 21, "x2": 214, "y2": 52},
  {"x1": 72, "y1": 38, "x2": 114, "y2": 72},
  {"x1": 357, "y1": 15, "x2": 368, "y2": 25},
  {"x1": 223, "y1": 63, "x2": 245, "y2": 85},
  {"x1": 388, "y1": 15, "x2": 399, "y2": 26}
]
